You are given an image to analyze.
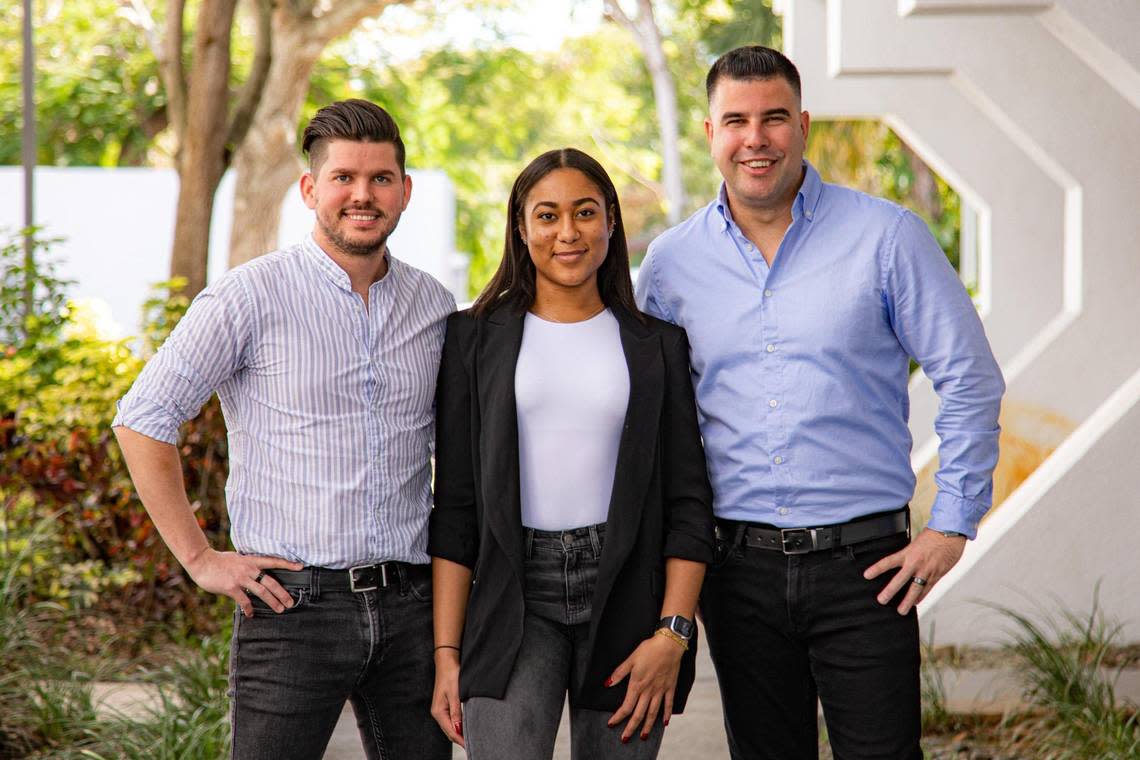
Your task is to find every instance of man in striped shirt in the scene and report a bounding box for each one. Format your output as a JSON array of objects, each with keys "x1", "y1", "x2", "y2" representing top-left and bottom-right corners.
[{"x1": 114, "y1": 100, "x2": 455, "y2": 760}]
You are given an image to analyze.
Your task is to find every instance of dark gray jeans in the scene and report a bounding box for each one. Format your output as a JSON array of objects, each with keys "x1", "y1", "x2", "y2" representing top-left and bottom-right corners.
[
  {"x1": 228, "y1": 562, "x2": 449, "y2": 760},
  {"x1": 463, "y1": 524, "x2": 664, "y2": 760}
]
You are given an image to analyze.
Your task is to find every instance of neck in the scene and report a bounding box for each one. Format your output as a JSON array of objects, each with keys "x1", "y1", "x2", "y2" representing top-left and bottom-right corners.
[{"x1": 530, "y1": 281, "x2": 605, "y2": 323}]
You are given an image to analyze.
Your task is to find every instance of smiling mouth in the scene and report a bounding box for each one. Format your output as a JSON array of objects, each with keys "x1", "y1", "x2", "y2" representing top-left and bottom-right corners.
[
  {"x1": 342, "y1": 210, "x2": 381, "y2": 222},
  {"x1": 742, "y1": 158, "x2": 776, "y2": 169}
]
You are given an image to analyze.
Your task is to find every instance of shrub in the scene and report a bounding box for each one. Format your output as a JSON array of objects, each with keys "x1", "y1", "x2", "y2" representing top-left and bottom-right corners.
[{"x1": 1, "y1": 229, "x2": 230, "y2": 638}]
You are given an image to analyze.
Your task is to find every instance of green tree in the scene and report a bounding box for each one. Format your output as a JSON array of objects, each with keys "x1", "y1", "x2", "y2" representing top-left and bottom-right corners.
[{"x1": 0, "y1": 0, "x2": 166, "y2": 166}]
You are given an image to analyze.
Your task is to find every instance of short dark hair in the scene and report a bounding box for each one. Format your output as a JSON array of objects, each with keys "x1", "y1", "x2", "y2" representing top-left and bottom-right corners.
[
  {"x1": 302, "y1": 99, "x2": 406, "y2": 176},
  {"x1": 472, "y1": 148, "x2": 642, "y2": 322},
  {"x1": 706, "y1": 45, "x2": 802, "y2": 103}
]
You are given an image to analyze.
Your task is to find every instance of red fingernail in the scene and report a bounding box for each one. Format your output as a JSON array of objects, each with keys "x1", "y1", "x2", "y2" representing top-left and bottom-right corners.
[
  {"x1": 604, "y1": 677, "x2": 613, "y2": 687},
  {"x1": 455, "y1": 722, "x2": 462, "y2": 737},
  {"x1": 640, "y1": 733, "x2": 649, "y2": 741},
  {"x1": 664, "y1": 718, "x2": 670, "y2": 726},
  {"x1": 622, "y1": 735, "x2": 631, "y2": 744}
]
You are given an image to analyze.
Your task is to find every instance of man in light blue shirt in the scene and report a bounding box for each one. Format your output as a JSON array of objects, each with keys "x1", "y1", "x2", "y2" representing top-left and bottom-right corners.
[
  {"x1": 636, "y1": 47, "x2": 1003, "y2": 759},
  {"x1": 114, "y1": 101, "x2": 454, "y2": 760}
]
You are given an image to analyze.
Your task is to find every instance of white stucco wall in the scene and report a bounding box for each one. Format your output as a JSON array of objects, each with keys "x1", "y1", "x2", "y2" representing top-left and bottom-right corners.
[
  {"x1": 781, "y1": 0, "x2": 1140, "y2": 643},
  {"x1": 0, "y1": 167, "x2": 468, "y2": 336}
]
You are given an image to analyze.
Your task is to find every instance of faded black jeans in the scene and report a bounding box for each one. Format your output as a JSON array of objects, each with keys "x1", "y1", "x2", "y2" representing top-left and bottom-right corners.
[
  {"x1": 228, "y1": 562, "x2": 449, "y2": 760},
  {"x1": 463, "y1": 524, "x2": 665, "y2": 760},
  {"x1": 700, "y1": 516, "x2": 922, "y2": 760}
]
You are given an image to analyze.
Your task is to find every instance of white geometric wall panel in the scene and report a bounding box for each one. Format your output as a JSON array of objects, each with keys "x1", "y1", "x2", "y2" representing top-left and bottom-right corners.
[{"x1": 781, "y1": 0, "x2": 1140, "y2": 643}]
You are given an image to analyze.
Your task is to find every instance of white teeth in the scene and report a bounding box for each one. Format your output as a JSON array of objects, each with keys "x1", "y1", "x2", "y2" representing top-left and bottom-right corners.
[
  {"x1": 745, "y1": 160, "x2": 774, "y2": 168},
  {"x1": 346, "y1": 214, "x2": 377, "y2": 221}
]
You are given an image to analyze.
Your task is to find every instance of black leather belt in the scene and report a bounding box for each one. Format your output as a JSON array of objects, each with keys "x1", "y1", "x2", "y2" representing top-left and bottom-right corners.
[
  {"x1": 268, "y1": 562, "x2": 427, "y2": 593},
  {"x1": 715, "y1": 509, "x2": 910, "y2": 555}
]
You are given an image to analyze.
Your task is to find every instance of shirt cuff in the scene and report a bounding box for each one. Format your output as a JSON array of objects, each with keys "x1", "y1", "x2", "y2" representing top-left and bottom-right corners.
[
  {"x1": 925, "y1": 491, "x2": 991, "y2": 540},
  {"x1": 111, "y1": 397, "x2": 183, "y2": 445}
]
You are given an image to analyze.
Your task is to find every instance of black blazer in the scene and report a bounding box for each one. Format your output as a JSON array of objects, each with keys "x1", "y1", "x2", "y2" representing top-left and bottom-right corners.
[{"x1": 428, "y1": 303, "x2": 714, "y2": 712}]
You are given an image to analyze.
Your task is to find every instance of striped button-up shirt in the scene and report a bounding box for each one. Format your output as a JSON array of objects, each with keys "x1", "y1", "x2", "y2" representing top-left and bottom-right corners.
[
  {"x1": 113, "y1": 236, "x2": 456, "y2": 567},
  {"x1": 637, "y1": 162, "x2": 1004, "y2": 538}
]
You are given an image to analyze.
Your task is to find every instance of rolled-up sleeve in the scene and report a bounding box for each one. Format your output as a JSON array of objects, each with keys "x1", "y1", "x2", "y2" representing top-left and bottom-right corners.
[
  {"x1": 112, "y1": 273, "x2": 255, "y2": 443},
  {"x1": 885, "y1": 211, "x2": 1005, "y2": 538}
]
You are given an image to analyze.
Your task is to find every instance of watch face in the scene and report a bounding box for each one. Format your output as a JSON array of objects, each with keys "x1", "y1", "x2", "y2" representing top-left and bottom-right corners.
[{"x1": 661, "y1": 615, "x2": 694, "y2": 639}]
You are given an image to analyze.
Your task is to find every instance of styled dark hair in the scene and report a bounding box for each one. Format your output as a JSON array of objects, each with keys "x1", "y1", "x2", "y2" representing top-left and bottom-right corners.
[
  {"x1": 471, "y1": 148, "x2": 642, "y2": 321},
  {"x1": 706, "y1": 45, "x2": 802, "y2": 103},
  {"x1": 301, "y1": 99, "x2": 406, "y2": 175}
]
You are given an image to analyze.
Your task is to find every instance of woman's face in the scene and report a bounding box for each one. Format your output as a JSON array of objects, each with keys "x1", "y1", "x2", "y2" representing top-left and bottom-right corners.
[{"x1": 519, "y1": 168, "x2": 613, "y2": 297}]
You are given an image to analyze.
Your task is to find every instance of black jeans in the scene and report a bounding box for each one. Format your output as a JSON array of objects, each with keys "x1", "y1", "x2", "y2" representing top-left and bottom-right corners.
[
  {"x1": 700, "y1": 521, "x2": 922, "y2": 760},
  {"x1": 228, "y1": 563, "x2": 449, "y2": 760}
]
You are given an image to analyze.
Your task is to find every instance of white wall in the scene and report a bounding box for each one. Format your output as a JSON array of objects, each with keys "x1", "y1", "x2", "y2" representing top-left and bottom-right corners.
[
  {"x1": 781, "y1": 0, "x2": 1140, "y2": 643},
  {"x1": 0, "y1": 166, "x2": 468, "y2": 336}
]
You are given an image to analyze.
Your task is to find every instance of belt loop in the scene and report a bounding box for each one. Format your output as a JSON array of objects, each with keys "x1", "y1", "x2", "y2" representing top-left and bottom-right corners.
[
  {"x1": 524, "y1": 528, "x2": 534, "y2": 559},
  {"x1": 395, "y1": 562, "x2": 408, "y2": 595},
  {"x1": 905, "y1": 506, "x2": 912, "y2": 539},
  {"x1": 588, "y1": 524, "x2": 602, "y2": 559},
  {"x1": 733, "y1": 523, "x2": 746, "y2": 548},
  {"x1": 311, "y1": 566, "x2": 321, "y2": 601}
]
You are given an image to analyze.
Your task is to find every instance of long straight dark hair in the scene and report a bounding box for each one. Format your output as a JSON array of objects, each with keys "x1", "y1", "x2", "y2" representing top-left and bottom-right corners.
[{"x1": 471, "y1": 148, "x2": 643, "y2": 321}]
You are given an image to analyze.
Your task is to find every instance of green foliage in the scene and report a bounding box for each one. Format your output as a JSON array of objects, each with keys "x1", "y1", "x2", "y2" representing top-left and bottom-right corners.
[
  {"x1": 1, "y1": 526, "x2": 232, "y2": 759},
  {"x1": 1, "y1": 231, "x2": 229, "y2": 632},
  {"x1": 0, "y1": 0, "x2": 167, "y2": 167},
  {"x1": 993, "y1": 591, "x2": 1140, "y2": 759}
]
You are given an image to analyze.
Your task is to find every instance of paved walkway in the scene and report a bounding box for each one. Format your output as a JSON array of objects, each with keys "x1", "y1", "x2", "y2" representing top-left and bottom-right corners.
[
  {"x1": 92, "y1": 635, "x2": 1140, "y2": 759},
  {"x1": 324, "y1": 633, "x2": 729, "y2": 760}
]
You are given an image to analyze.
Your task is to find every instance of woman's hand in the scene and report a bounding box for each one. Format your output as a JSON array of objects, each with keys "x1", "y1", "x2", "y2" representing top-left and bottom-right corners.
[
  {"x1": 430, "y1": 649, "x2": 465, "y2": 748},
  {"x1": 605, "y1": 633, "x2": 686, "y2": 742}
]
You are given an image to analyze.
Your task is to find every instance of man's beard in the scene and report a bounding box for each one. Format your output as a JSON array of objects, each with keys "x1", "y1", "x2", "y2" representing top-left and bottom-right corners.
[{"x1": 318, "y1": 209, "x2": 397, "y2": 257}]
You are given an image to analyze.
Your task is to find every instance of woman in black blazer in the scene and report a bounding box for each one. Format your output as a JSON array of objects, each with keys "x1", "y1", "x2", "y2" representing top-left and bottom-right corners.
[{"x1": 428, "y1": 148, "x2": 714, "y2": 760}]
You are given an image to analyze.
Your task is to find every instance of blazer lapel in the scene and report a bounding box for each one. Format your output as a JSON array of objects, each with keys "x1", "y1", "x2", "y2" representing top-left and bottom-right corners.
[
  {"x1": 476, "y1": 308, "x2": 526, "y2": 575},
  {"x1": 596, "y1": 306, "x2": 663, "y2": 594}
]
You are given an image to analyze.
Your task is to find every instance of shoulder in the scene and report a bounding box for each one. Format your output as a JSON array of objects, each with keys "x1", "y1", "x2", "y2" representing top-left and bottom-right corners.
[
  {"x1": 389, "y1": 257, "x2": 457, "y2": 310},
  {"x1": 818, "y1": 180, "x2": 910, "y2": 231},
  {"x1": 645, "y1": 200, "x2": 720, "y2": 265}
]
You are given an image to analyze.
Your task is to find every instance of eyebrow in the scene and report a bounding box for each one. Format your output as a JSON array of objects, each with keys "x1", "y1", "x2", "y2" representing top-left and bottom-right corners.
[
  {"x1": 327, "y1": 167, "x2": 396, "y2": 175},
  {"x1": 532, "y1": 197, "x2": 601, "y2": 209},
  {"x1": 721, "y1": 107, "x2": 791, "y2": 121}
]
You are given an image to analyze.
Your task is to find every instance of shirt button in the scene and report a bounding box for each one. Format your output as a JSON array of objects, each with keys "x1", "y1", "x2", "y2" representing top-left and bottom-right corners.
[
  {"x1": 764, "y1": 289, "x2": 773, "y2": 297},
  {"x1": 773, "y1": 456, "x2": 783, "y2": 464},
  {"x1": 766, "y1": 344, "x2": 776, "y2": 353},
  {"x1": 768, "y1": 399, "x2": 778, "y2": 408},
  {"x1": 778, "y1": 507, "x2": 790, "y2": 516},
  {"x1": 744, "y1": 242, "x2": 754, "y2": 251}
]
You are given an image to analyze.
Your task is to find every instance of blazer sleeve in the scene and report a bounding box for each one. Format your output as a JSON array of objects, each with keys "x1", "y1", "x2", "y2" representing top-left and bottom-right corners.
[
  {"x1": 659, "y1": 325, "x2": 715, "y2": 563},
  {"x1": 428, "y1": 311, "x2": 480, "y2": 568}
]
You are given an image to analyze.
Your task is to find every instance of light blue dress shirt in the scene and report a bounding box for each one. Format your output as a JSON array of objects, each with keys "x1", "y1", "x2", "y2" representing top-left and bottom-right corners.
[
  {"x1": 113, "y1": 237, "x2": 456, "y2": 567},
  {"x1": 636, "y1": 162, "x2": 1004, "y2": 538}
]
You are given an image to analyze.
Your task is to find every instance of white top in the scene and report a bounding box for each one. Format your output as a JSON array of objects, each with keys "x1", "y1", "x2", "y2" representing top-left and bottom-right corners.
[{"x1": 515, "y1": 309, "x2": 630, "y2": 530}]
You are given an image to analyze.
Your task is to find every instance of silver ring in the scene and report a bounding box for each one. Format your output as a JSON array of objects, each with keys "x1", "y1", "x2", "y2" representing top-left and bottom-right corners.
[
  {"x1": 912, "y1": 576, "x2": 928, "y2": 587},
  {"x1": 254, "y1": 571, "x2": 265, "y2": 584}
]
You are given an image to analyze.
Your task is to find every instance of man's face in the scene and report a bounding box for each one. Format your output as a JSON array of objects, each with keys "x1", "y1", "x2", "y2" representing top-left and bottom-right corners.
[
  {"x1": 705, "y1": 76, "x2": 810, "y2": 214},
  {"x1": 300, "y1": 140, "x2": 412, "y2": 258}
]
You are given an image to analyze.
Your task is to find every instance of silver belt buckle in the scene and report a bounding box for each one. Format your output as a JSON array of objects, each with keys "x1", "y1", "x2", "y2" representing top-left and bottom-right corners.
[
  {"x1": 780, "y1": 528, "x2": 816, "y2": 555},
  {"x1": 348, "y1": 563, "x2": 387, "y2": 592}
]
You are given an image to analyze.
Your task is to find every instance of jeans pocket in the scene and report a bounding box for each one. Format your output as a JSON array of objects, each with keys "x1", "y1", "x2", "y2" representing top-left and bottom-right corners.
[
  {"x1": 249, "y1": 586, "x2": 309, "y2": 616},
  {"x1": 709, "y1": 538, "x2": 740, "y2": 571},
  {"x1": 406, "y1": 569, "x2": 433, "y2": 603}
]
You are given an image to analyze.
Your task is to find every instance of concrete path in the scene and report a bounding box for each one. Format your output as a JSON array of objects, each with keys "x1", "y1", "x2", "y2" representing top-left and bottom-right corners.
[
  {"x1": 324, "y1": 634, "x2": 729, "y2": 760},
  {"x1": 91, "y1": 639, "x2": 1140, "y2": 759}
]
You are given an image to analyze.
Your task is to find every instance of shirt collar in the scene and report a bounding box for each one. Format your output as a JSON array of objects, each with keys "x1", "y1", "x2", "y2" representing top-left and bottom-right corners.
[
  {"x1": 713, "y1": 160, "x2": 824, "y2": 231},
  {"x1": 301, "y1": 234, "x2": 394, "y2": 292}
]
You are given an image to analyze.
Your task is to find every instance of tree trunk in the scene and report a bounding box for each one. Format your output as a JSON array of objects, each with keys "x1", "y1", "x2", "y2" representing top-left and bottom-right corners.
[
  {"x1": 170, "y1": 0, "x2": 239, "y2": 298},
  {"x1": 228, "y1": 1, "x2": 405, "y2": 268},
  {"x1": 605, "y1": 0, "x2": 686, "y2": 224}
]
